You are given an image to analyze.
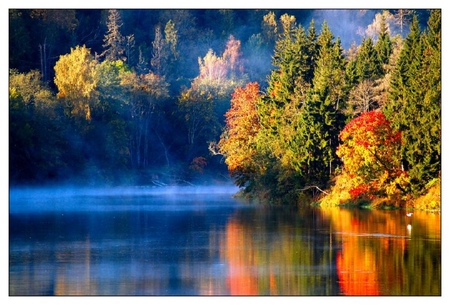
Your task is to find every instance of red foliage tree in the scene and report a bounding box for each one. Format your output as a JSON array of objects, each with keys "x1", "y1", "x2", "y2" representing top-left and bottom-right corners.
[{"x1": 336, "y1": 110, "x2": 408, "y2": 199}]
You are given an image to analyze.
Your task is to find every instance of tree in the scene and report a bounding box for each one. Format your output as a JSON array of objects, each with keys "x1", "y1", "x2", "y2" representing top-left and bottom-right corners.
[
  {"x1": 374, "y1": 12, "x2": 393, "y2": 67},
  {"x1": 344, "y1": 80, "x2": 378, "y2": 117},
  {"x1": 125, "y1": 34, "x2": 136, "y2": 66},
  {"x1": 163, "y1": 19, "x2": 179, "y2": 82},
  {"x1": 164, "y1": 20, "x2": 178, "y2": 60},
  {"x1": 177, "y1": 87, "x2": 220, "y2": 162},
  {"x1": 222, "y1": 35, "x2": 244, "y2": 77},
  {"x1": 94, "y1": 60, "x2": 133, "y2": 172},
  {"x1": 196, "y1": 49, "x2": 228, "y2": 88},
  {"x1": 150, "y1": 20, "x2": 180, "y2": 80},
  {"x1": 9, "y1": 10, "x2": 33, "y2": 73},
  {"x1": 254, "y1": 16, "x2": 312, "y2": 197},
  {"x1": 120, "y1": 69, "x2": 170, "y2": 169},
  {"x1": 336, "y1": 110, "x2": 407, "y2": 199},
  {"x1": 365, "y1": 10, "x2": 394, "y2": 40},
  {"x1": 305, "y1": 19, "x2": 318, "y2": 84},
  {"x1": 54, "y1": 45, "x2": 98, "y2": 121},
  {"x1": 194, "y1": 37, "x2": 246, "y2": 98},
  {"x1": 355, "y1": 37, "x2": 383, "y2": 82},
  {"x1": 393, "y1": 9, "x2": 413, "y2": 35},
  {"x1": 261, "y1": 11, "x2": 278, "y2": 45},
  {"x1": 267, "y1": 18, "x2": 311, "y2": 106},
  {"x1": 385, "y1": 12, "x2": 440, "y2": 195},
  {"x1": 9, "y1": 69, "x2": 68, "y2": 182},
  {"x1": 30, "y1": 9, "x2": 79, "y2": 82},
  {"x1": 305, "y1": 22, "x2": 346, "y2": 178},
  {"x1": 218, "y1": 82, "x2": 261, "y2": 187},
  {"x1": 101, "y1": 9, "x2": 126, "y2": 61}
]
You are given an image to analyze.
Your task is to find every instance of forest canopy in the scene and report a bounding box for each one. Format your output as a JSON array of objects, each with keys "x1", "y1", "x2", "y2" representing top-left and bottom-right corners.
[{"x1": 9, "y1": 9, "x2": 440, "y2": 209}]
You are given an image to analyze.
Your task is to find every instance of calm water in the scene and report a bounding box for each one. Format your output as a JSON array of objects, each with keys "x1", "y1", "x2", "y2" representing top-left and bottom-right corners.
[{"x1": 9, "y1": 186, "x2": 441, "y2": 296}]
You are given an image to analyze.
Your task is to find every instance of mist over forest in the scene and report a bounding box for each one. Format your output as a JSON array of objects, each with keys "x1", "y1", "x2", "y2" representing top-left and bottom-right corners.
[{"x1": 9, "y1": 9, "x2": 440, "y2": 208}]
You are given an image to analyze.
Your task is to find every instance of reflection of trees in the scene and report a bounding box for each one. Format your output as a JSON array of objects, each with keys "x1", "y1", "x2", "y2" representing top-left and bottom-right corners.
[
  {"x1": 10, "y1": 203, "x2": 440, "y2": 296},
  {"x1": 220, "y1": 207, "x2": 340, "y2": 295},
  {"x1": 320, "y1": 208, "x2": 441, "y2": 295}
]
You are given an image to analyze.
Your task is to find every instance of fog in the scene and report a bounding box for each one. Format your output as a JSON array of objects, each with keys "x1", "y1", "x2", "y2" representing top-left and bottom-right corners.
[
  {"x1": 305, "y1": 9, "x2": 378, "y2": 49},
  {"x1": 9, "y1": 185, "x2": 241, "y2": 214}
]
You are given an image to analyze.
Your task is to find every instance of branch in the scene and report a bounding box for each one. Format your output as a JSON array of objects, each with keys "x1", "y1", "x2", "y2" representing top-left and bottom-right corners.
[
  {"x1": 298, "y1": 185, "x2": 329, "y2": 195},
  {"x1": 208, "y1": 141, "x2": 222, "y2": 156}
]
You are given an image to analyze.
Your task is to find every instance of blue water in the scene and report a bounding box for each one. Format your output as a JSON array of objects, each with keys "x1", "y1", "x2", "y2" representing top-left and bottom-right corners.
[{"x1": 9, "y1": 186, "x2": 441, "y2": 296}]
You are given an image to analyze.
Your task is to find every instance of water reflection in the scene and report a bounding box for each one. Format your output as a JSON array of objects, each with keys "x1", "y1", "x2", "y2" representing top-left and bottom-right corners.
[
  {"x1": 220, "y1": 207, "x2": 340, "y2": 295},
  {"x1": 319, "y1": 208, "x2": 441, "y2": 295},
  {"x1": 9, "y1": 189, "x2": 441, "y2": 296}
]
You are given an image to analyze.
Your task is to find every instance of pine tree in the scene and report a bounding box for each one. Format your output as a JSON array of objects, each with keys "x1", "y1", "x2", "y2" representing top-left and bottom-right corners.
[
  {"x1": 306, "y1": 22, "x2": 346, "y2": 180},
  {"x1": 385, "y1": 12, "x2": 441, "y2": 195},
  {"x1": 356, "y1": 37, "x2": 383, "y2": 82},
  {"x1": 267, "y1": 15, "x2": 309, "y2": 106},
  {"x1": 305, "y1": 19, "x2": 318, "y2": 84},
  {"x1": 101, "y1": 9, "x2": 125, "y2": 61},
  {"x1": 375, "y1": 13, "x2": 392, "y2": 67}
]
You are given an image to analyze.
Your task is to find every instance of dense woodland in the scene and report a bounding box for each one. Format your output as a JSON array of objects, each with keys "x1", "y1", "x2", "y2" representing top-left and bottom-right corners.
[{"x1": 9, "y1": 9, "x2": 440, "y2": 209}]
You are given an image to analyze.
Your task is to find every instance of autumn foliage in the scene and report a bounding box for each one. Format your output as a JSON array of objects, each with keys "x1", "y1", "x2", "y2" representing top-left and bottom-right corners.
[
  {"x1": 218, "y1": 82, "x2": 261, "y2": 186},
  {"x1": 336, "y1": 110, "x2": 408, "y2": 200}
]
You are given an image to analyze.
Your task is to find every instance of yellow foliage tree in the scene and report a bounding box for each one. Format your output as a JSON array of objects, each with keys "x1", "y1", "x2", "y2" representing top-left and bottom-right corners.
[{"x1": 54, "y1": 45, "x2": 98, "y2": 120}]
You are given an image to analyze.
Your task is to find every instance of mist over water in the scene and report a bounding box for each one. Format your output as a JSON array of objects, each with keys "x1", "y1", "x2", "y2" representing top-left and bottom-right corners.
[
  {"x1": 9, "y1": 185, "x2": 241, "y2": 214},
  {"x1": 9, "y1": 187, "x2": 441, "y2": 295}
]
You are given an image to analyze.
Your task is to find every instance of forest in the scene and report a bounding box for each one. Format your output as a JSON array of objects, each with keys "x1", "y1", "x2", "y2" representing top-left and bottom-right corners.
[{"x1": 9, "y1": 9, "x2": 441, "y2": 210}]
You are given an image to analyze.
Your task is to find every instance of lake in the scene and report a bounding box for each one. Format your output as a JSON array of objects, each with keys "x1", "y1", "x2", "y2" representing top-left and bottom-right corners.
[{"x1": 9, "y1": 186, "x2": 441, "y2": 296}]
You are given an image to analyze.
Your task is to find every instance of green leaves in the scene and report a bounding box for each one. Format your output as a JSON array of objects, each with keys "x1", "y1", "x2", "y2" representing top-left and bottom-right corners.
[{"x1": 385, "y1": 10, "x2": 441, "y2": 196}]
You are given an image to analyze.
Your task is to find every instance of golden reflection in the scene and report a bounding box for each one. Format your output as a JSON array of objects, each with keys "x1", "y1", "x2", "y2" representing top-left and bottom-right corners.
[
  {"x1": 320, "y1": 208, "x2": 441, "y2": 295},
  {"x1": 54, "y1": 238, "x2": 92, "y2": 295},
  {"x1": 222, "y1": 220, "x2": 259, "y2": 295},
  {"x1": 219, "y1": 209, "x2": 337, "y2": 295},
  {"x1": 10, "y1": 207, "x2": 440, "y2": 296},
  {"x1": 336, "y1": 240, "x2": 380, "y2": 295}
]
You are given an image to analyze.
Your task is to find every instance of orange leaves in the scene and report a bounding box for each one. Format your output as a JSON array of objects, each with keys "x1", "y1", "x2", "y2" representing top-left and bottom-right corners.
[
  {"x1": 337, "y1": 110, "x2": 405, "y2": 199},
  {"x1": 189, "y1": 156, "x2": 207, "y2": 174},
  {"x1": 339, "y1": 110, "x2": 400, "y2": 145},
  {"x1": 219, "y1": 82, "x2": 261, "y2": 178}
]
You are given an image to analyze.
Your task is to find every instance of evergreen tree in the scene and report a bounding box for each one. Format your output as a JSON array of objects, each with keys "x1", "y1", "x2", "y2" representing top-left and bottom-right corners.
[
  {"x1": 375, "y1": 13, "x2": 392, "y2": 67},
  {"x1": 306, "y1": 22, "x2": 346, "y2": 181},
  {"x1": 298, "y1": 91, "x2": 336, "y2": 185},
  {"x1": 101, "y1": 9, "x2": 126, "y2": 61},
  {"x1": 305, "y1": 19, "x2": 318, "y2": 84},
  {"x1": 355, "y1": 37, "x2": 383, "y2": 82},
  {"x1": 385, "y1": 12, "x2": 440, "y2": 195},
  {"x1": 344, "y1": 58, "x2": 358, "y2": 95}
]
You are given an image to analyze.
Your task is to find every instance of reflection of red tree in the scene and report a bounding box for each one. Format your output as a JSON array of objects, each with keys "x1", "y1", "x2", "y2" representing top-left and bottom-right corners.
[
  {"x1": 336, "y1": 241, "x2": 380, "y2": 296},
  {"x1": 223, "y1": 221, "x2": 258, "y2": 295}
]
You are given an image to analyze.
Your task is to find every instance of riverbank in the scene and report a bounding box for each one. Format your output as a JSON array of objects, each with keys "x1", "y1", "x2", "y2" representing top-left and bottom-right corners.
[
  {"x1": 232, "y1": 177, "x2": 441, "y2": 213},
  {"x1": 318, "y1": 177, "x2": 441, "y2": 213}
]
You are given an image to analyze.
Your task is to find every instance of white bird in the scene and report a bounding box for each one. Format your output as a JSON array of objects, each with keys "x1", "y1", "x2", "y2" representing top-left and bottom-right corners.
[{"x1": 406, "y1": 212, "x2": 413, "y2": 217}]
